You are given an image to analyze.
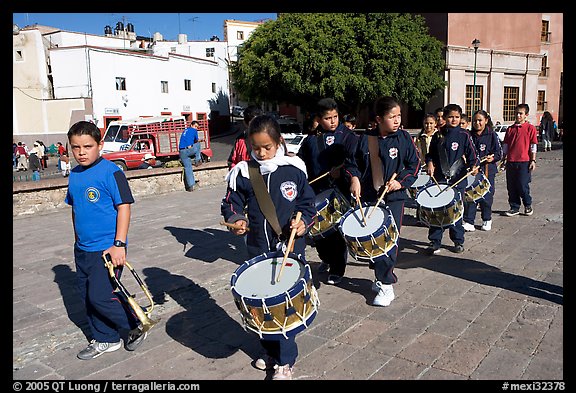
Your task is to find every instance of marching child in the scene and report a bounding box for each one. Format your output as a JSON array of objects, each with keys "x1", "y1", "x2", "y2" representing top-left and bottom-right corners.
[
  {"x1": 462, "y1": 110, "x2": 502, "y2": 232},
  {"x1": 347, "y1": 96, "x2": 420, "y2": 306},
  {"x1": 65, "y1": 121, "x2": 148, "y2": 360},
  {"x1": 221, "y1": 114, "x2": 316, "y2": 380},
  {"x1": 424, "y1": 104, "x2": 479, "y2": 255}
]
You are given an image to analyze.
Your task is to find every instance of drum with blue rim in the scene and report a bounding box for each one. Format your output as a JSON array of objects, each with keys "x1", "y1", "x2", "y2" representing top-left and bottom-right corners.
[{"x1": 230, "y1": 251, "x2": 319, "y2": 339}]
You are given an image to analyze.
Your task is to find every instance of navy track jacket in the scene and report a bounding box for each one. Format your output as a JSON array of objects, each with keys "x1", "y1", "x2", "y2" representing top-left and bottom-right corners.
[
  {"x1": 221, "y1": 162, "x2": 316, "y2": 257},
  {"x1": 347, "y1": 128, "x2": 420, "y2": 203}
]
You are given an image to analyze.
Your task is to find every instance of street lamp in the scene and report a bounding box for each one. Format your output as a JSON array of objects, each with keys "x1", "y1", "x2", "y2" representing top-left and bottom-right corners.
[{"x1": 472, "y1": 38, "x2": 481, "y2": 112}]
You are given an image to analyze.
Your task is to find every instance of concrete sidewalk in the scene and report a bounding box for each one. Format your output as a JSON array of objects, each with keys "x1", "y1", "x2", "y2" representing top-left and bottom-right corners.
[{"x1": 13, "y1": 147, "x2": 563, "y2": 381}]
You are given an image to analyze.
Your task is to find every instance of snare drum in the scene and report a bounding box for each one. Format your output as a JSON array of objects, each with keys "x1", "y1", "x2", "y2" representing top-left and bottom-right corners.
[
  {"x1": 416, "y1": 184, "x2": 463, "y2": 228},
  {"x1": 338, "y1": 204, "x2": 399, "y2": 263},
  {"x1": 230, "y1": 251, "x2": 319, "y2": 339},
  {"x1": 409, "y1": 171, "x2": 431, "y2": 199},
  {"x1": 464, "y1": 172, "x2": 491, "y2": 202},
  {"x1": 308, "y1": 188, "x2": 351, "y2": 241}
]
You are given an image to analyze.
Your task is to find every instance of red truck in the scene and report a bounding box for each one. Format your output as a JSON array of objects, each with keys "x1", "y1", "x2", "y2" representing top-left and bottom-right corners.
[{"x1": 101, "y1": 116, "x2": 212, "y2": 171}]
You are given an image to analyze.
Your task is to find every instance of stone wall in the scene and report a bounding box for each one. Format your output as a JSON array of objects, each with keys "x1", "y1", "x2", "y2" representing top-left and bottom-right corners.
[{"x1": 13, "y1": 163, "x2": 229, "y2": 217}]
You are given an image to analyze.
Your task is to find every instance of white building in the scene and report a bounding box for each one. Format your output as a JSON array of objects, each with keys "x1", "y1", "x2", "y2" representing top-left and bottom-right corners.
[{"x1": 13, "y1": 24, "x2": 232, "y2": 146}]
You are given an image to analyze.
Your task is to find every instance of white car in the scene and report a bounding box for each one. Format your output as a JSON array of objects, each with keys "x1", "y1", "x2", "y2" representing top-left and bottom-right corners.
[
  {"x1": 494, "y1": 124, "x2": 509, "y2": 142},
  {"x1": 230, "y1": 106, "x2": 244, "y2": 118},
  {"x1": 282, "y1": 133, "x2": 307, "y2": 154}
]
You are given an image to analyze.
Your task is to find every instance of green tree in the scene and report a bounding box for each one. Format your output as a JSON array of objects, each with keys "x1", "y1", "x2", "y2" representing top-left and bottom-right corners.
[{"x1": 231, "y1": 13, "x2": 446, "y2": 115}]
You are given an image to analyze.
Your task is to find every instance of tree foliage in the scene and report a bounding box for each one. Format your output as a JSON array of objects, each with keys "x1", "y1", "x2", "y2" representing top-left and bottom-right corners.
[
  {"x1": 231, "y1": 13, "x2": 445, "y2": 111},
  {"x1": 231, "y1": 13, "x2": 446, "y2": 114}
]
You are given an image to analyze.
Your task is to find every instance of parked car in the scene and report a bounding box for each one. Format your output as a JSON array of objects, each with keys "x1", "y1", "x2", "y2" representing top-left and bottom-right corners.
[
  {"x1": 278, "y1": 118, "x2": 301, "y2": 134},
  {"x1": 231, "y1": 106, "x2": 244, "y2": 118},
  {"x1": 494, "y1": 124, "x2": 510, "y2": 142},
  {"x1": 282, "y1": 133, "x2": 307, "y2": 154}
]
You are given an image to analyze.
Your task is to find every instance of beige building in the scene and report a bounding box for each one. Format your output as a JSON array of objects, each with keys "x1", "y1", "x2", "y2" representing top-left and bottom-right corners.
[{"x1": 420, "y1": 13, "x2": 563, "y2": 126}]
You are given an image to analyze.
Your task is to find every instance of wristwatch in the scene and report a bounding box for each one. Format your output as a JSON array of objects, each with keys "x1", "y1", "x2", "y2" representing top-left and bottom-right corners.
[{"x1": 113, "y1": 240, "x2": 127, "y2": 248}]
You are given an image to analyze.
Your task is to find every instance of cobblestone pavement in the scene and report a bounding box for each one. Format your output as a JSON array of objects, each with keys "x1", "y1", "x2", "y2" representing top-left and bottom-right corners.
[{"x1": 13, "y1": 146, "x2": 563, "y2": 382}]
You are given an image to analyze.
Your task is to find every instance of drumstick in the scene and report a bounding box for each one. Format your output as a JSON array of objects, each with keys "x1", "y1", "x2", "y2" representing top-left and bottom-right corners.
[
  {"x1": 368, "y1": 173, "x2": 397, "y2": 219},
  {"x1": 430, "y1": 173, "x2": 442, "y2": 192},
  {"x1": 276, "y1": 211, "x2": 302, "y2": 283},
  {"x1": 354, "y1": 193, "x2": 368, "y2": 227},
  {"x1": 434, "y1": 169, "x2": 473, "y2": 197},
  {"x1": 220, "y1": 221, "x2": 250, "y2": 232},
  {"x1": 309, "y1": 164, "x2": 344, "y2": 184}
]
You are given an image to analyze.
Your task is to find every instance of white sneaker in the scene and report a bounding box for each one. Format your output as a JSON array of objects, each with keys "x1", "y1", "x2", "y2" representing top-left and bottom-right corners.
[
  {"x1": 481, "y1": 220, "x2": 492, "y2": 231},
  {"x1": 463, "y1": 222, "x2": 475, "y2": 232},
  {"x1": 372, "y1": 282, "x2": 395, "y2": 307}
]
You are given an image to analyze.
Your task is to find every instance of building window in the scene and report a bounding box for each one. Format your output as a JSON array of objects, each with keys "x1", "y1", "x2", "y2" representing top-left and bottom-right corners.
[
  {"x1": 465, "y1": 85, "x2": 483, "y2": 115},
  {"x1": 537, "y1": 90, "x2": 547, "y2": 112},
  {"x1": 212, "y1": 83, "x2": 216, "y2": 93},
  {"x1": 184, "y1": 79, "x2": 191, "y2": 91},
  {"x1": 503, "y1": 87, "x2": 520, "y2": 122},
  {"x1": 206, "y1": 47, "x2": 215, "y2": 57},
  {"x1": 116, "y1": 77, "x2": 126, "y2": 91},
  {"x1": 161, "y1": 81, "x2": 169, "y2": 94},
  {"x1": 541, "y1": 20, "x2": 551, "y2": 43},
  {"x1": 237, "y1": 31, "x2": 244, "y2": 40},
  {"x1": 14, "y1": 49, "x2": 24, "y2": 62},
  {"x1": 540, "y1": 56, "x2": 549, "y2": 77}
]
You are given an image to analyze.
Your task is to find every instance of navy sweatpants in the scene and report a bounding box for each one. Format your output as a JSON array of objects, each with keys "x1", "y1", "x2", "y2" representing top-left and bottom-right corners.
[{"x1": 74, "y1": 245, "x2": 138, "y2": 343}]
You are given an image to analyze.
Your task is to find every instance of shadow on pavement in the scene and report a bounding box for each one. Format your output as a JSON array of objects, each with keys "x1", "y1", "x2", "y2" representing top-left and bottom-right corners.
[
  {"x1": 164, "y1": 226, "x2": 248, "y2": 265},
  {"x1": 397, "y1": 238, "x2": 563, "y2": 305},
  {"x1": 143, "y1": 267, "x2": 260, "y2": 360},
  {"x1": 51, "y1": 264, "x2": 92, "y2": 341}
]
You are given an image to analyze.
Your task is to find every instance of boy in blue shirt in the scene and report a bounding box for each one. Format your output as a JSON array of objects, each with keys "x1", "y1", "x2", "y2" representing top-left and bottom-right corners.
[{"x1": 65, "y1": 121, "x2": 148, "y2": 360}]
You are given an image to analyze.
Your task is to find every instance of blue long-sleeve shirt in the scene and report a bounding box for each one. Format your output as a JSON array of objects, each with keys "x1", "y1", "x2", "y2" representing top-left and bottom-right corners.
[
  {"x1": 221, "y1": 162, "x2": 316, "y2": 258},
  {"x1": 469, "y1": 128, "x2": 502, "y2": 177},
  {"x1": 426, "y1": 126, "x2": 479, "y2": 186},
  {"x1": 346, "y1": 128, "x2": 420, "y2": 203}
]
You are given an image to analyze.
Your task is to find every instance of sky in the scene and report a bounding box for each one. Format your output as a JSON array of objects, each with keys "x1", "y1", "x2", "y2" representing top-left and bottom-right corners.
[{"x1": 12, "y1": 13, "x2": 278, "y2": 42}]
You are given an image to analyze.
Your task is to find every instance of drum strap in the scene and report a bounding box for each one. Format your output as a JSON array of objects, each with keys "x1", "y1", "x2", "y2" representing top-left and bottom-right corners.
[
  {"x1": 438, "y1": 136, "x2": 451, "y2": 179},
  {"x1": 368, "y1": 135, "x2": 385, "y2": 191},
  {"x1": 247, "y1": 160, "x2": 283, "y2": 237}
]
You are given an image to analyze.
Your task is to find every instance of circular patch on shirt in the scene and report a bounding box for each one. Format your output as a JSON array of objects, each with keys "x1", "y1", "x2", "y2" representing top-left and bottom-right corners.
[
  {"x1": 85, "y1": 187, "x2": 100, "y2": 203},
  {"x1": 280, "y1": 181, "x2": 298, "y2": 202},
  {"x1": 389, "y1": 147, "x2": 398, "y2": 159}
]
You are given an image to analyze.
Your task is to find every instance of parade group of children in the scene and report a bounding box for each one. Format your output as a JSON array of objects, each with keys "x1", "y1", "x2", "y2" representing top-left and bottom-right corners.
[{"x1": 63, "y1": 97, "x2": 537, "y2": 380}]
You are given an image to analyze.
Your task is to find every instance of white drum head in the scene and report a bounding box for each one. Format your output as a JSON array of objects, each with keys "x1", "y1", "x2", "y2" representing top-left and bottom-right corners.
[
  {"x1": 416, "y1": 185, "x2": 455, "y2": 208},
  {"x1": 234, "y1": 256, "x2": 305, "y2": 299},
  {"x1": 412, "y1": 173, "x2": 431, "y2": 188},
  {"x1": 340, "y1": 206, "x2": 386, "y2": 237}
]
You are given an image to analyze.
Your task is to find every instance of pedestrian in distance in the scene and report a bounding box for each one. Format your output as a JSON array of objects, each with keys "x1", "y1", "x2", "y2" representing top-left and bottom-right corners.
[
  {"x1": 227, "y1": 105, "x2": 263, "y2": 169},
  {"x1": 65, "y1": 121, "x2": 148, "y2": 360},
  {"x1": 424, "y1": 103, "x2": 480, "y2": 255},
  {"x1": 179, "y1": 120, "x2": 202, "y2": 192},
  {"x1": 462, "y1": 110, "x2": 502, "y2": 232},
  {"x1": 347, "y1": 96, "x2": 420, "y2": 307},
  {"x1": 60, "y1": 152, "x2": 71, "y2": 177},
  {"x1": 539, "y1": 111, "x2": 554, "y2": 152},
  {"x1": 221, "y1": 114, "x2": 316, "y2": 380},
  {"x1": 501, "y1": 103, "x2": 538, "y2": 217}
]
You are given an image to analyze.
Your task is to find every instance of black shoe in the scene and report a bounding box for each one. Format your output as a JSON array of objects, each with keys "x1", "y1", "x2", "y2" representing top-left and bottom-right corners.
[
  {"x1": 505, "y1": 208, "x2": 520, "y2": 217},
  {"x1": 186, "y1": 187, "x2": 194, "y2": 192},
  {"x1": 524, "y1": 206, "x2": 533, "y2": 216},
  {"x1": 426, "y1": 243, "x2": 441, "y2": 255},
  {"x1": 453, "y1": 243, "x2": 464, "y2": 253}
]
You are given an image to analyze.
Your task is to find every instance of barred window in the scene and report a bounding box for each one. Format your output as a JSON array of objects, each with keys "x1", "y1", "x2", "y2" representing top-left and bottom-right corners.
[
  {"x1": 465, "y1": 85, "x2": 483, "y2": 115},
  {"x1": 503, "y1": 87, "x2": 519, "y2": 122}
]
